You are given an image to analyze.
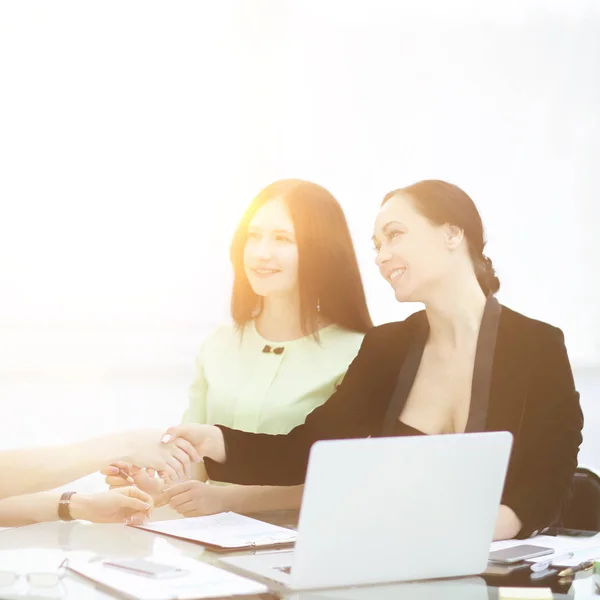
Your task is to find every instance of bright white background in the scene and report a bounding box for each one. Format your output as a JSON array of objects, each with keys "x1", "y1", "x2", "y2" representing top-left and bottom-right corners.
[{"x1": 1, "y1": 1, "x2": 599, "y2": 484}]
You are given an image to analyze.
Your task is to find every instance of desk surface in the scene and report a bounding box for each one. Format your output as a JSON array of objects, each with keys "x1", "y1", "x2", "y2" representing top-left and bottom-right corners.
[{"x1": 0, "y1": 512, "x2": 595, "y2": 600}]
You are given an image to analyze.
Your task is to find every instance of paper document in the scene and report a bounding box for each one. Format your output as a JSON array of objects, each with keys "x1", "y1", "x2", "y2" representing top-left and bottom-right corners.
[
  {"x1": 138, "y1": 512, "x2": 297, "y2": 550},
  {"x1": 67, "y1": 555, "x2": 269, "y2": 600},
  {"x1": 489, "y1": 533, "x2": 600, "y2": 567}
]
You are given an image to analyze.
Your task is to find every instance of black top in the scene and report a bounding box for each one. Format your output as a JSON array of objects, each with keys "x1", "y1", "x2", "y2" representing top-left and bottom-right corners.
[
  {"x1": 393, "y1": 421, "x2": 425, "y2": 437},
  {"x1": 380, "y1": 295, "x2": 502, "y2": 436},
  {"x1": 206, "y1": 304, "x2": 584, "y2": 539}
]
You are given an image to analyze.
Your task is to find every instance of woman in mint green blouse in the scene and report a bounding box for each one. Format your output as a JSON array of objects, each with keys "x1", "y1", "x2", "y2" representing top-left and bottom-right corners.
[
  {"x1": 186, "y1": 321, "x2": 366, "y2": 435},
  {"x1": 107, "y1": 180, "x2": 371, "y2": 512},
  {"x1": 165, "y1": 179, "x2": 372, "y2": 515}
]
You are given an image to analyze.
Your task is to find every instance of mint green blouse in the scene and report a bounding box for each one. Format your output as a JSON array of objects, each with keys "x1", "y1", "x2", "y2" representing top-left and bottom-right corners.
[{"x1": 185, "y1": 321, "x2": 365, "y2": 435}]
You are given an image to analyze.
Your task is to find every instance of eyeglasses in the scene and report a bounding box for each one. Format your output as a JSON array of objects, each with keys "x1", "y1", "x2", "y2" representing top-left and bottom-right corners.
[
  {"x1": 0, "y1": 571, "x2": 64, "y2": 587},
  {"x1": 0, "y1": 558, "x2": 68, "y2": 590}
]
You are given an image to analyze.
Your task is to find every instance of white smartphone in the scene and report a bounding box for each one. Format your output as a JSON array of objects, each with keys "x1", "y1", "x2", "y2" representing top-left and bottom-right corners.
[
  {"x1": 102, "y1": 558, "x2": 189, "y2": 579},
  {"x1": 488, "y1": 544, "x2": 554, "y2": 564}
]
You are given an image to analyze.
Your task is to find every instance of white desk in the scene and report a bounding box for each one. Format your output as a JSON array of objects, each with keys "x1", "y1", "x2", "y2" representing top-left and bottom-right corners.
[
  {"x1": 0, "y1": 520, "x2": 273, "y2": 599},
  {"x1": 0, "y1": 520, "x2": 597, "y2": 599}
]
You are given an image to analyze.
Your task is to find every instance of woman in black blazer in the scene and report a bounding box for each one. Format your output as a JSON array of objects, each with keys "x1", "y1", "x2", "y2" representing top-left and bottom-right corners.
[{"x1": 163, "y1": 180, "x2": 583, "y2": 540}]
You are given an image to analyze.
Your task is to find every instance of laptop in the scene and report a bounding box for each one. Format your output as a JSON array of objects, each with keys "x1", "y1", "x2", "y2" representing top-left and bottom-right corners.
[{"x1": 220, "y1": 432, "x2": 512, "y2": 590}]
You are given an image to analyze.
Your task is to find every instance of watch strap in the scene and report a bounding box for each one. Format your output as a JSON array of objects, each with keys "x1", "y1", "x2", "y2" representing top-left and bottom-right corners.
[{"x1": 58, "y1": 491, "x2": 77, "y2": 521}]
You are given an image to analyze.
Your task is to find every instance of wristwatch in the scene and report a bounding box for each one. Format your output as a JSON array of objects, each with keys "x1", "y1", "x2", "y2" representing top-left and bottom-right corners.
[{"x1": 58, "y1": 491, "x2": 77, "y2": 521}]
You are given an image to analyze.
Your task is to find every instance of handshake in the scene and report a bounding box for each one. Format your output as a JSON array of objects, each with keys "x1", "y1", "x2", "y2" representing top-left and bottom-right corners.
[{"x1": 98, "y1": 423, "x2": 227, "y2": 522}]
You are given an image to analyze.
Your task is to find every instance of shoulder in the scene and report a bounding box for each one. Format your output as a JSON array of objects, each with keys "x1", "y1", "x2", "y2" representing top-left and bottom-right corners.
[
  {"x1": 499, "y1": 305, "x2": 565, "y2": 345},
  {"x1": 196, "y1": 322, "x2": 242, "y2": 357},
  {"x1": 326, "y1": 311, "x2": 426, "y2": 387},
  {"x1": 292, "y1": 327, "x2": 365, "y2": 369},
  {"x1": 205, "y1": 321, "x2": 239, "y2": 341},
  {"x1": 498, "y1": 305, "x2": 572, "y2": 387},
  {"x1": 320, "y1": 325, "x2": 365, "y2": 352},
  {"x1": 364, "y1": 310, "x2": 426, "y2": 344},
  {"x1": 353, "y1": 310, "x2": 426, "y2": 362}
]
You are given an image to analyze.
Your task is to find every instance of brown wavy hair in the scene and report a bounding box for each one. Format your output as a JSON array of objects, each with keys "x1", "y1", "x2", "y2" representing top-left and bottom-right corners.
[
  {"x1": 230, "y1": 179, "x2": 373, "y2": 336},
  {"x1": 383, "y1": 180, "x2": 500, "y2": 295}
]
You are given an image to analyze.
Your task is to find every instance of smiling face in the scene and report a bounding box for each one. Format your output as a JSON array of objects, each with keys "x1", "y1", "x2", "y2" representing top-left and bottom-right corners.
[
  {"x1": 372, "y1": 192, "x2": 462, "y2": 303},
  {"x1": 243, "y1": 197, "x2": 299, "y2": 299}
]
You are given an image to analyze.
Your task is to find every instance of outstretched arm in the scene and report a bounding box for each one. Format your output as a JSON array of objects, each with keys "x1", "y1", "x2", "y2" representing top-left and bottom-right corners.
[
  {"x1": 0, "y1": 429, "x2": 199, "y2": 499},
  {"x1": 0, "y1": 487, "x2": 152, "y2": 527}
]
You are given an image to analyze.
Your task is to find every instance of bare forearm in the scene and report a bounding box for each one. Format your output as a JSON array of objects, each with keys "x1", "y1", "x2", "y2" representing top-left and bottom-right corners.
[
  {"x1": 224, "y1": 484, "x2": 304, "y2": 514},
  {"x1": 0, "y1": 492, "x2": 65, "y2": 526},
  {"x1": 493, "y1": 504, "x2": 523, "y2": 540},
  {"x1": 0, "y1": 433, "x2": 133, "y2": 499}
]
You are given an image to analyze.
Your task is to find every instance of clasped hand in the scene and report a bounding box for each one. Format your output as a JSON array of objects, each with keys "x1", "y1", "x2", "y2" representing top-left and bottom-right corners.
[
  {"x1": 120, "y1": 428, "x2": 202, "y2": 484},
  {"x1": 103, "y1": 423, "x2": 229, "y2": 517}
]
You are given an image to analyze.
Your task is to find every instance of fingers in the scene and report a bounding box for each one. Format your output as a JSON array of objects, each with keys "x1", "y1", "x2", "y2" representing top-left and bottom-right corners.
[
  {"x1": 169, "y1": 445, "x2": 193, "y2": 478},
  {"x1": 174, "y1": 437, "x2": 201, "y2": 463},
  {"x1": 117, "y1": 487, "x2": 153, "y2": 525},
  {"x1": 168, "y1": 491, "x2": 193, "y2": 510},
  {"x1": 102, "y1": 462, "x2": 138, "y2": 489},
  {"x1": 160, "y1": 481, "x2": 191, "y2": 504},
  {"x1": 174, "y1": 501, "x2": 202, "y2": 515},
  {"x1": 105, "y1": 475, "x2": 130, "y2": 489},
  {"x1": 113, "y1": 460, "x2": 134, "y2": 471},
  {"x1": 101, "y1": 465, "x2": 120, "y2": 476},
  {"x1": 163, "y1": 451, "x2": 190, "y2": 481},
  {"x1": 113, "y1": 490, "x2": 152, "y2": 513},
  {"x1": 125, "y1": 497, "x2": 152, "y2": 512},
  {"x1": 161, "y1": 425, "x2": 217, "y2": 462},
  {"x1": 125, "y1": 512, "x2": 148, "y2": 526},
  {"x1": 160, "y1": 482, "x2": 186, "y2": 504},
  {"x1": 158, "y1": 466, "x2": 179, "y2": 486},
  {"x1": 161, "y1": 424, "x2": 196, "y2": 445},
  {"x1": 101, "y1": 462, "x2": 138, "y2": 487},
  {"x1": 160, "y1": 427, "x2": 178, "y2": 444},
  {"x1": 101, "y1": 461, "x2": 135, "y2": 475},
  {"x1": 121, "y1": 486, "x2": 154, "y2": 506},
  {"x1": 140, "y1": 444, "x2": 186, "y2": 481}
]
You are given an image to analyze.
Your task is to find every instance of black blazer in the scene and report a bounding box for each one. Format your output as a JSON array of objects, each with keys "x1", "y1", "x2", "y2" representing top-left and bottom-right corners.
[{"x1": 206, "y1": 306, "x2": 584, "y2": 538}]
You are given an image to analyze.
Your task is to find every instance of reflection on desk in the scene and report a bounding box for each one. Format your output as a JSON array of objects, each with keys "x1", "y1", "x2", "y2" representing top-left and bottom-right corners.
[
  {"x1": 0, "y1": 521, "x2": 160, "y2": 558},
  {"x1": 0, "y1": 515, "x2": 596, "y2": 600},
  {"x1": 285, "y1": 577, "x2": 487, "y2": 600}
]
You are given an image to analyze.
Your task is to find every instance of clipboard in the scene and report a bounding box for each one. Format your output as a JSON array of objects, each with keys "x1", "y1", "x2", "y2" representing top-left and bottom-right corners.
[{"x1": 134, "y1": 512, "x2": 297, "y2": 553}]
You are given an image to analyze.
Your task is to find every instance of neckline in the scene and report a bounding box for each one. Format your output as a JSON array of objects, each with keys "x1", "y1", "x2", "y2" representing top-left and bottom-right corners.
[
  {"x1": 249, "y1": 320, "x2": 336, "y2": 346},
  {"x1": 416, "y1": 296, "x2": 502, "y2": 434},
  {"x1": 381, "y1": 295, "x2": 502, "y2": 437}
]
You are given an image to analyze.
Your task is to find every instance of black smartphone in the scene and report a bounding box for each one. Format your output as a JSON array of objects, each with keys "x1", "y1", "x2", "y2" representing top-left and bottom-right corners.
[
  {"x1": 552, "y1": 527, "x2": 599, "y2": 537},
  {"x1": 488, "y1": 544, "x2": 554, "y2": 564}
]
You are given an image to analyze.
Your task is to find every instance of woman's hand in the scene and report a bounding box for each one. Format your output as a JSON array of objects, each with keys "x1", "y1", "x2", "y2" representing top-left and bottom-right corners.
[
  {"x1": 120, "y1": 429, "x2": 201, "y2": 483},
  {"x1": 160, "y1": 481, "x2": 230, "y2": 517},
  {"x1": 161, "y1": 424, "x2": 226, "y2": 464},
  {"x1": 69, "y1": 487, "x2": 153, "y2": 525},
  {"x1": 101, "y1": 462, "x2": 167, "y2": 505}
]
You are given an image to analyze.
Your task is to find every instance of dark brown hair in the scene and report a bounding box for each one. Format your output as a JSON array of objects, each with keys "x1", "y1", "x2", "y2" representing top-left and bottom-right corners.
[
  {"x1": 230, "y1": 179, "x2": 373, "y2": 336},
  {"x1": 382, "y1": 180, "x2": 500, "y2": 295}
]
